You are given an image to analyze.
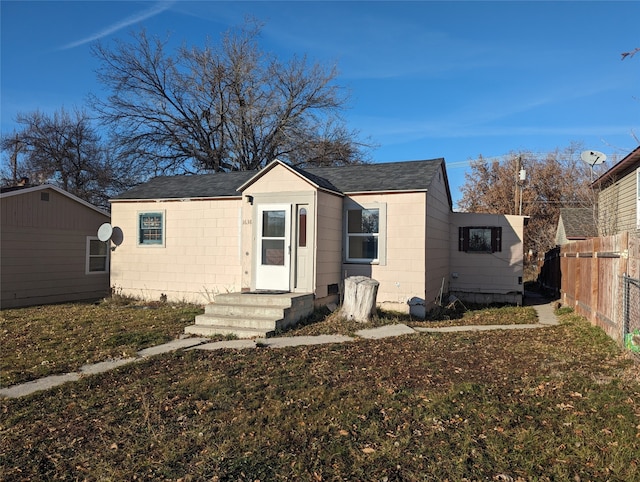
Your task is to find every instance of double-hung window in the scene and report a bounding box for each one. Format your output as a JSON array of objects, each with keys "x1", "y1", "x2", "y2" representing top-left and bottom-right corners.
[
  {"x1": 139, "y1": 212, "x2": 165, "y2": 246},
  {"x1": 86, "y1": 237, "x2": 109, "y2": 274},
  {"x1": 345, "y1": 203, "x2": 386, "y2": 264},
  {"x1": 459, "y1": 226, "x2": 502, "y2": 253}
]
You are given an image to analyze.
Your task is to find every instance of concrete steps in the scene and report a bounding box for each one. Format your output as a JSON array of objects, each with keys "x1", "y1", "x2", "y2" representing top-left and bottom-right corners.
[{"x1": 185, "y1": 292, "x2": 314, "y2": 339}]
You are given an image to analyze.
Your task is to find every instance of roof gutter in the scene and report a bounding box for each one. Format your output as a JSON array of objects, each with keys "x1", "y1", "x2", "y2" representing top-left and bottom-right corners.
[{"x1": 110, "y1": 195, "x2": 243, "y2": 203}]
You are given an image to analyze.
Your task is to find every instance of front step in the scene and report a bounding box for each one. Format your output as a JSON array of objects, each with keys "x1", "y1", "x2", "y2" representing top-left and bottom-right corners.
[
  {"x1": 184, "y1": 324, "x2": 273, "y2": 339},
  {"x1": 191, "y1": 312, "x2": 282, "y2": 330},
  {"x1": 185, "y1": 292, "x2": 314, "y2": 339}
]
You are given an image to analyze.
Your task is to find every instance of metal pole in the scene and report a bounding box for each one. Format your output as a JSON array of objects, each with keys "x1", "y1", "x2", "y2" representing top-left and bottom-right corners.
[
  {"x1": 519, "y1": 185, "x2": 523, "y2": 215},
  {"x1": 514, "y1": 156, "x2": 520, "y2": 215}
]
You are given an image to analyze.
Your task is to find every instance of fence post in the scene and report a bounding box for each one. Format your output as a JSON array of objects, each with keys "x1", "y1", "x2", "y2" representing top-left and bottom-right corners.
[
  {"x1": 591, "y1": 237, "x2": 599, "y2": 324},
  {"x1": 616, "y1": 232, "x2": 629, "y2": 343}
]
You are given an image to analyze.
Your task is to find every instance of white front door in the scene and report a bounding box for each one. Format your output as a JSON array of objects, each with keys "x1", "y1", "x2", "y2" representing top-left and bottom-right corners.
[{"x1": 255, "y1": 204, "x2": 291, "y2": 291}]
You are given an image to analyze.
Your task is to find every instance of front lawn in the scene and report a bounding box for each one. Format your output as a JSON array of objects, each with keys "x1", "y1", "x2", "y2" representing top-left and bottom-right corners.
[
  {"x1": 1, "y1": 309, "x2": 638, "y2": 480},
  {"x1": 1, "y1": 301, "x2": 536, "y2": 387},
  {"x1": 0, "y1": 300, "x2": 203, "y2": 387}
]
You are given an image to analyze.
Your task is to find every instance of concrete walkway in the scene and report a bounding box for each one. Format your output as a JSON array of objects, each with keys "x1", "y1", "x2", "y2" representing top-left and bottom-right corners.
[{"x1": 0, "y1": 295, "x2": 559, "y2": 399}]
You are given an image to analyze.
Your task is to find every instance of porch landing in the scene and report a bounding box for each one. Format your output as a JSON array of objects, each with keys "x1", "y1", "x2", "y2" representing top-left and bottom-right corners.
[{"x1": 184, "y1": 292, "x2": 314, "y2": 339}]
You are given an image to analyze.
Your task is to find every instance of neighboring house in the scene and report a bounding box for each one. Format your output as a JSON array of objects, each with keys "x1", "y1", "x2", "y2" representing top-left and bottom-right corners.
[
  {"x1": 593, "y1": 145, "x2": 640, "y2": 237},
  {"x1": 1, "y1": 184, "x2": 111, "y2": 309},
  {"x1": 555, "y1": 208, "x2": 598, "y2": 245},
  {"x1": 109, "y1": 159, "x2": 526, "y2": 317}
]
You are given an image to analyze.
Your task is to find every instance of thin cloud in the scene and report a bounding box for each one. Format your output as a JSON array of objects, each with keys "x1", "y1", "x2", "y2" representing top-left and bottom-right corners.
[{"x1": 59, "y1": 1, "x2": 174, "y2": 50}]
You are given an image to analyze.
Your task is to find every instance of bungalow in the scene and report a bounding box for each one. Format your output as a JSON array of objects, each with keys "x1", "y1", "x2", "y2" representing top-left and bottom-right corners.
[
  {"x1": 109, "y1": 159, "x2": 526, "y2": 335},
  {"x1": 1, "y1": 184, "x2": 111, "y2": 308}
]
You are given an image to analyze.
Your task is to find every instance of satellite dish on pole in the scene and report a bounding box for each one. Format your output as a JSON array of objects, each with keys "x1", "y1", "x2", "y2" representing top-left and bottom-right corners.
[
  {"x1": 97, "y1": 223, "x2": 113, "y2": 242},
  {"x1": 580, "y1": 150, "x2": 607, "y2": 167},
  {"x1": 581, "y1": 150, "x2": 607, "y2": 181}
]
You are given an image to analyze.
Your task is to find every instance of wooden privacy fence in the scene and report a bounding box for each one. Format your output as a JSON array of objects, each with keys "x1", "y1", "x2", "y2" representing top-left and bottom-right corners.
[
  {"x1": 538, "y1": 246, "x2": 560, "y2": 297},
  {"x1": 550, "y1": 232, "x2": 640, "y2": 344}
]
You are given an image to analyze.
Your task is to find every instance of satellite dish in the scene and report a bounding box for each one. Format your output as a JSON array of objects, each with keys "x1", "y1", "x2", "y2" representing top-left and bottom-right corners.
[
  {"x1": 580, "y1": 150, "x2": 607, "y2": 167},
  {"x1": 97, "y1": 223, "x2": 113, "y2": 242},
  {"x1": 111, "y1": 226, "x2": 124, "y2": 246}
]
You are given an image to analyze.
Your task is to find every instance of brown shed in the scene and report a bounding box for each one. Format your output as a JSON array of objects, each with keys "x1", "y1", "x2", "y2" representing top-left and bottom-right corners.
[{"x1": 1, "y1": 184, "x2": 111, "y2": 308}]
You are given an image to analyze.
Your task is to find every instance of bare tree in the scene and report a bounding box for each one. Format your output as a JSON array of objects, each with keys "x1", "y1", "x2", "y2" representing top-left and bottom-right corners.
[
  {"x1": 285, "y1": 121, "x2": 370, "y2": 168},
  {"x1": 90, "y1": 21, "x2": 370, "y2": 175},
  {"x1": 0, "y1": 108, "x2": 130, "y2": 208},
  {"x1": 457, "y1": 144, "x2": 607, "y2": 267},
  {"x1": 621, "y1": 47, "x2": 640, "y2": 60}
]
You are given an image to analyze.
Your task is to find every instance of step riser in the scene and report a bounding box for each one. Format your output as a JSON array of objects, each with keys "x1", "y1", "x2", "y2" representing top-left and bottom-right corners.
[
  {"x1": 205, "y1": 304, "x2": 286, "y2": 319},
  {"x1": 185, "y1": 325, "x2": 273, "y2": 339},
  {"x1": 214, "y1": 293, "x2": 313, "y2": 308},
  {"x1": 195, "y1": 314, "x2": 278, "y2": 330}
]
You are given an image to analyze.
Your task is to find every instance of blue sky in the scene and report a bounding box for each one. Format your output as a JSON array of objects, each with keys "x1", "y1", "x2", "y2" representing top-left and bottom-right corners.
[{"x1": 1, "y1": 1, "x2": 639, "y2": 205}]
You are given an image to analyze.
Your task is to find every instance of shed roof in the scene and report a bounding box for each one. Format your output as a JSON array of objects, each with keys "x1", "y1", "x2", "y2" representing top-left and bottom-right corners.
[
  {"x1": 558, "y1": 208, "x2": 598, "y2": 239},
  {"x1": 0, "y1": 184, "x2": 110, "y2": 217},
  {"x1": 112, "y1": 158, "x2": 448, "y2": 202}
]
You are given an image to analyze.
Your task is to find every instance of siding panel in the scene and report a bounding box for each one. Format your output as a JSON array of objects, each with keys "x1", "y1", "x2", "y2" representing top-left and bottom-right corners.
[
  {"x1": 598, "y1": 168, "x2": 639, "y2": 235},
  {"x1": 109, "y1": 199, "x2": 243, "y2": 303},
  {"x1": 343, "y1": 191, "x2": 427, "y2": 312}
]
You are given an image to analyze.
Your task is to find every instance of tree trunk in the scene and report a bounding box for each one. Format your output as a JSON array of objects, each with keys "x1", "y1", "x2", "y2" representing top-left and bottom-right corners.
[{"x1": 341, "y1": 276, "x2": 379, "y2": 322}]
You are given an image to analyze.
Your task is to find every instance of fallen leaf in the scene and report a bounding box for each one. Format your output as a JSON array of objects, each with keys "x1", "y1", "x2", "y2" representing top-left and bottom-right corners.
[{"x1": 362, "y1": 447, "x2": 375, "y2": 454}]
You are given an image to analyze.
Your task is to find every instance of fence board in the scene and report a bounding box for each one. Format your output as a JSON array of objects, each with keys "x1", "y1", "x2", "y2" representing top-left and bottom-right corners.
[{"x1": 629, "y1": 236, "x2": 639, "y2": 279}]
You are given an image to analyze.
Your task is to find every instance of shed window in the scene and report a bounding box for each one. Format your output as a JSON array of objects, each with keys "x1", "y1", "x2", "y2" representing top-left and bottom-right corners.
[
  {"x1": 86, "y1": 237, "x2": 109, "y2": 274},
  {"x1": 459, "y1": 227, "x2": 502, "y2": 253},
  {"x1": 139, "y1": 212, "x2": 164, "y2": 245}
]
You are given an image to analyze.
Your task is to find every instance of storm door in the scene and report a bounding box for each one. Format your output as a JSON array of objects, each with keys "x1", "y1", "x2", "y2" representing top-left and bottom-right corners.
[{"x1": 255, "y1": 204, "x2": 291, "y2": 291}]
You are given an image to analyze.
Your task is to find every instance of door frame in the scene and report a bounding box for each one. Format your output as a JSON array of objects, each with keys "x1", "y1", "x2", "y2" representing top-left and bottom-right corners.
[{"x1": 249, "y1": 192, "x2": 317, "y2": 293}]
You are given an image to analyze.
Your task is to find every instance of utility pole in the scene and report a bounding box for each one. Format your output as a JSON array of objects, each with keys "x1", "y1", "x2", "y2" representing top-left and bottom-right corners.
[
  {"x1": 514, "y1": 156, "x2": 521, "y2": 215},
  {"x1": 514, "y1": 155, "x2": 526, "y2": 215},
  {"x1": 519, "y1": 169, "x2": 526, "y2": 215}
]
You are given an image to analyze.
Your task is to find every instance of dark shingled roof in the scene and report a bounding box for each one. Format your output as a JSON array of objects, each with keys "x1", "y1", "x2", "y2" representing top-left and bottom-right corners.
[
  {"x1": 0, "y1": 185, "x2": 30, "y2": 194},
  {"x1": 113, "y1": 171, "x2": 256, "y2": 200},
  {"x1": 558, "y1": 208, "x2": 598, "y2": 239},
  {"x1": 112, "y1": 158, "x2": 445, "y2": 200},
  {"x1": 304, "y1": 159, "x2": 444, "y2": 193}
]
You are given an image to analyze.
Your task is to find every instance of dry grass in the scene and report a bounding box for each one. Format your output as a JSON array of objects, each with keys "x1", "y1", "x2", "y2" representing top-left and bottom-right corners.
[
  {"x1": 0, "y1": 301, "x2": 535, "y2": 387},
  {"x1": 283, "y1": 305, "x2": 538, "y2": 337},
  {"x1": 1, "y1": 304, "x2": 639, "y2": 480},
  {"x1": 0, "y1": 299, "x2": 203, "y2": 387}
]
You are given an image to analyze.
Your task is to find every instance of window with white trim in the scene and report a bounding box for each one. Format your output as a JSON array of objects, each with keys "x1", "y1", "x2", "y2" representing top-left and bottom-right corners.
[
  {"x1": 86, "y1": 237, "x2": 109, "y2": 274},
  {"x1": 459, "y1": 226, "x2": 502, "y2": 253},
  {"x1": 138, "y1": 212, "x2": 164, "y2": 246},
  {"x1": 345, "y1": 202, "x2": 386, "y2": 264}
]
